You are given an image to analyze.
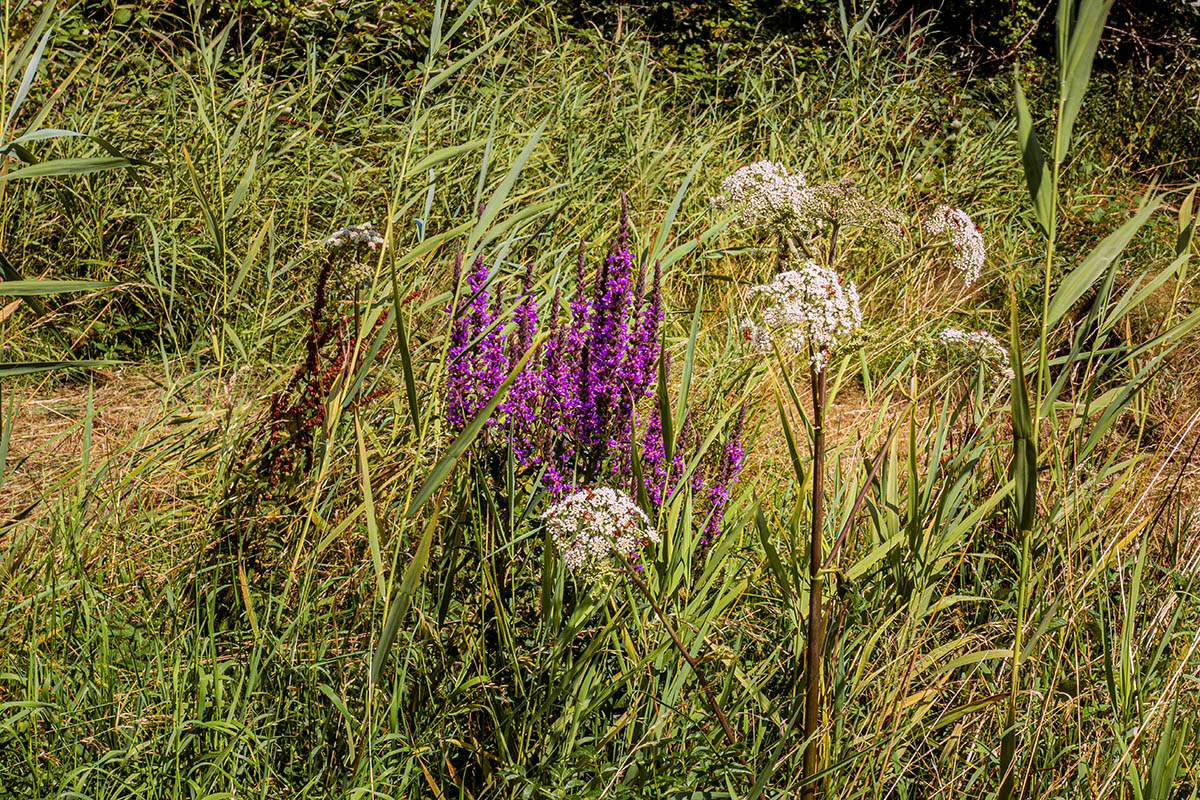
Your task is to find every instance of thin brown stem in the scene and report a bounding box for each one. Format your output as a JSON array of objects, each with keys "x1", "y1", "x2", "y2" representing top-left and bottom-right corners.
[
  {"x1": 802, "y1": 366, "x2": 827, "y2": 800},
  {"x1": 624, "y1": 569, "x2": 738, "y2": 748}
]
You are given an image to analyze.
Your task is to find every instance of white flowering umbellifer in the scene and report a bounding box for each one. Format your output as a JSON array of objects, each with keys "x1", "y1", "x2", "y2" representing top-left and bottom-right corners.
[
  {"x1": 543, "y1": 487, "x2": 658, "y2": 579},
  {"x1": 741, "y1": 260, "x2": 862, "y2": 372},
  {"x1": 922, "y1": 205, "x2": 984, "y2": 285},
  {"x1": 936, "y1": 327, "x2": 1015, "y2": 382},
  {"x1": 711, "y1": 160, "x2": 815, "y2": 234},
  {"x1": 326, "y1": 222, "x2": 386, "y2": 251},
  {"x1": 798, "y1": 178, "x2": 906, "y2": 243}
]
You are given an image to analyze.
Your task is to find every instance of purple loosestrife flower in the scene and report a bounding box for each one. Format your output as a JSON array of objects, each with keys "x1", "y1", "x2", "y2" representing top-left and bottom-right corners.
[
  {"x1": 445, "y1": 252, "x2": 475, "y2": 431},
  {"x1": 629, "y1": 259, "x2": 663, "y2": 399},
  {"x1": 503, "y1": 263, "x2": 541, "y2": 462},
  {"x1": 639, "y1": 403, "x2": 669, "y2": 506},
  {"x1": 702, "y1": 403, "x2": 746, "y2": 546},
  {"x1": 579, "y1": 206, "x2": 636, "y2": 476},
  {"x1": 445, "y1": 255, "x2": 506, "y2": 431},
  {"x1": 478, "y1": 284, "x2": 509, "y2": 425}
]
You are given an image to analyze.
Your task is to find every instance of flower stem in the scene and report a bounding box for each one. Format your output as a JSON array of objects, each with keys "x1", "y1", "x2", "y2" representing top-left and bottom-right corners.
[
  {"x1": 802, "y1": 365, "x2": 826, "y2": 800},
  {"x1": 624, "y1": 569, "x2": 738, "y2": 747}
]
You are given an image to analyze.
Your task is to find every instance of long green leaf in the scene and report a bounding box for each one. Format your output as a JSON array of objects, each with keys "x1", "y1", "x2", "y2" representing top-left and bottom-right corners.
[
  {"x1": 465, "y1": 118, "x2": 547, "y2": 254},
  {"x1": 0, "y1": 279, "x2": 117, "y2": 296},
  {"x1": 0, "y1": 360, "x2": 111, "y2": 377},
  {"x1": 1046, "y1": 197, "x2": 1160, "y2": 329},
  {"x1": 1055, "y1": 0, "x2": 1115, "y2": 162},
  {"x1": 370, "y1": 503, "x2": 439, "y2": 684},
  {"x1": 1015, "y1": 79, "x2": 1052, "y2": 236},
  {"x1": 0, "y1": 156, "x2": 148, "y2": 181}
]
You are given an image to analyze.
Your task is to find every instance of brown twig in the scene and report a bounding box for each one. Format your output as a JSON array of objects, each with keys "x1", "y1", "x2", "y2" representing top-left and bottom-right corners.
[{"x1": 624, "y1": 569, "x2": 739, "y2": 749}]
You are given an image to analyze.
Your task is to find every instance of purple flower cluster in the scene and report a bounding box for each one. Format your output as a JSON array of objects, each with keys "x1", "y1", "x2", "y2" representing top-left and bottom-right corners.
[
  {"x1": 445, "y1": 199, "x2": 746, "y2": 542},
  {"x1": 702, "y1": 404, "x2": 746, "y2": 545},
  {"x1": 446, "y1": 252, "x2": 508, "y2": 431}
]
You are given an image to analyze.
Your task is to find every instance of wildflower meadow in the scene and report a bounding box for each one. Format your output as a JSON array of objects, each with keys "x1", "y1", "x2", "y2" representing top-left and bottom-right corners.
[{"x1": 2, "y1": 1, "x2": 1199, "y2": 798}]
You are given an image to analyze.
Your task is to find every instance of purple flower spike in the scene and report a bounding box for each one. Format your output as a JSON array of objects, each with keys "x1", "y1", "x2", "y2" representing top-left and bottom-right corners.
[{"x1": 702, "y1": 403, "x2": 747, "y2": 545}]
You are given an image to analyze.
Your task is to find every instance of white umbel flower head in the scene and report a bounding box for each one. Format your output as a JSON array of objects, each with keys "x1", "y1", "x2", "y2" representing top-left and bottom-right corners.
[
  {"x1": 326, "y1": 222, "x2": 386, "y2": 251},
  {"x1": 936, "y1": 327, "x2": 1015, "y2": 382},
  {"x1": 543, "y1": 487, "x2": 658, "y2": 579},
  {"x1": 922, "y1": 205, "x2": 984, "y2": 285},
  {"x1": 741, "y1": 260, "x2": 862, "y2": 372},
  {"x1": 711, "y1": 160, "x2": 815, "y2": 234}
]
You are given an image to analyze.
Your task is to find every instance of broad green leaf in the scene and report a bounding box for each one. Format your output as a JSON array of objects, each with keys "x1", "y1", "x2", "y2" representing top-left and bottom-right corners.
[
  {"x1": 1009, "y1": 299, "x2": 1036, "y2": 535},
  {"x1": 0, "y1": 156, "x2": 149, "y2": 181},
  {"x1": 3, "y1": 23, "x2": 51, "y2": 139},
  {"x1": 0, "y1": 360, "x2": 112, "y2": 377},
  {"x1": 1046, "y1": 197, "x2": 1159, "y2": 329},
  {"x1": 424, "y1": 16, "x2": 525, "y2": 93},
  {"x1": 410, "y1": 137, "x2": 487, "y2": 175},
  {"x1": 1176, "y1": 186, "x2": 1196, "y2": 258},
  {"x1": 1015, "y1": 79, "x2": 1052, "y2": 236},
  {"x1": 370, "y1": 503, "x2": 439, "y2": 684},
  {"x1": 0, "y1": 279, "x2": 117, "y2": 296},
  {"x1": 650, "y1": 151, "x2": 706, "y2": 263},
  {"x1": 466, "y1": 118, "x2": 547, "y2": 254},
  {"x1": 1055, "y1": 0, "x2": 1116, "y2": 162}
]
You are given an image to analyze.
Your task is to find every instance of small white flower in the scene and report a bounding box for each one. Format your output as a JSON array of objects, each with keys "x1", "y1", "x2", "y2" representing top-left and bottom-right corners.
[
  {"x1": 713, "y1": 160, "x2": 815, "y2": 234},
  {"x1": 543, "y1": 487, "x2": 658, "y2": 577},
  {"x1": 326, "y1": 222, "x2": 386, "y2": 251},
  {"x1": 742, "y1": 260, "x2": 862, "y2": 372},
  {"x1": 936, "y1": 327, "x2": 1014, "y2": 382},
  {"x1": 798, "y1": 178, "x2": 905, "y2": 242},
  {"x1": 922, "y1": 205, "x2": 985, "y2": 285}
]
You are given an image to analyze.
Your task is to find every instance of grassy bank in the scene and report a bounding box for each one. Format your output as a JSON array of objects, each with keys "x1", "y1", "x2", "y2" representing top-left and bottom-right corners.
[{"x1": 1, "y1": 2, "x2": 1198, "y2": 798}]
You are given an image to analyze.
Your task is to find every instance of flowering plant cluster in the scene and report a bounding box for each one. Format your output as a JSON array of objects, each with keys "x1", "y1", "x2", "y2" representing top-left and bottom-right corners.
[
  {"x1": 445, "y1": 200, "x2": 746, "y2": 543},
  {"x1": 543, "y1": 487, "x2": 659, "y2": 581},
  {"x1": 739, "y1": 259, "x2": 863, "y2": 372},
  {"x1": 934, "y1": 327, "x2": 1015, "y2": 382},
  {"x1": 921, "y1": 205, "x2": 985, "y2": 285},
  {"x1": 710, "y1": 160, "x2": 814, "y2": 234},
  {"x1": 326, "y1": 222, "x2": 385, "y2": 251},
  {"x1": 711, "y1": 162, "x2": 903, "y2": 242}
]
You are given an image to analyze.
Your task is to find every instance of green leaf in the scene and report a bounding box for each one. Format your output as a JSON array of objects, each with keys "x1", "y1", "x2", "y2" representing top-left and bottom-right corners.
[
  {"x1": 0, "y1": 279, "x2": 117, "y2": 296},
  {"x1": 1055, "y1": 0, "x2": 1116, "y2": 162},
  {"x1": 0, "y1": 156, "x2": 149, "y2": 181},
  {"x1": 1015, "y1": 78, "x2": 1052, "y2": 236},
  {"x1": 650, "y1": 151, "x2": 706, "y2": 264},
  {"x1": 409, "y1": 137, "x2": 487, "y2": 175},
  {"x1": 1176, "y1": 186, "x2": 1196, "y2": 258},
  {"x1": 4, "y1": 22, "x2": 51, "y2": 139},
  {"x1": 465, "y1": 118, "x2": 546, "y2": 255},
  {"x1": 656, "y1": 342, "x2": 674, "y2": 465},
  {"x1": 0, "y1": 360, "x2": 112, "y2": 377},
  {"x1": 1009, "y1": 298, "x2": 1036, "y2": 535},
  {"x1": 1046, "y1": 197, "x2": 1159, "y2": 329},
  {"x1": 673, "y1": 284, "x2": 703, "y2": 438},
  {"x1": 370, "y1": 504, "x2": 439, "y2": 684}
]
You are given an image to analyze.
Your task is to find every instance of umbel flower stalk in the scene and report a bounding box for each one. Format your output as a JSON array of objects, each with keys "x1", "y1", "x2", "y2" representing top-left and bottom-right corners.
[{"x1": 543, "y1": 487, "x2": 738, "y2": 747}]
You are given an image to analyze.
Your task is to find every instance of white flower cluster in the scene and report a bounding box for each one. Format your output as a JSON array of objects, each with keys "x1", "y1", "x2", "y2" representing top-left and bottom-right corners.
[
  {"x1": 326, "y1": 223, "x2": 386, "y2": 251},
  {"x1": 740, "y1": 260, "x2": 863, "y2": 372},
  {"x1": 711, "y1": 160, "x2": 814, "y2": 233},
  {"x1": 800, "y1": 179, "x2": 905, "y2": 242},
  {"x1": 922, "y1": 205, "x2": 984, "y2": 285},
  {"x1": 543, "y1": 487, "x2": 658, "y2": 577},
  {"x1": 936, "y1": 327, "x2": 1015, "y2": 382}
]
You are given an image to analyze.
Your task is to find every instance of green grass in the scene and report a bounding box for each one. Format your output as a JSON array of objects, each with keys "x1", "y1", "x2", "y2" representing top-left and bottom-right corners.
[{"x1": 1, "y1": 2, "x2": 1198, "y2": 798}]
